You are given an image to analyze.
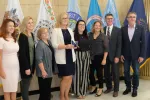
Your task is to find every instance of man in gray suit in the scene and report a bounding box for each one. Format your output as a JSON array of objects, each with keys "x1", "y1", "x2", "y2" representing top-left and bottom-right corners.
[{"x1": 104, "y1": 13, "x2": 122, "y2": 97}]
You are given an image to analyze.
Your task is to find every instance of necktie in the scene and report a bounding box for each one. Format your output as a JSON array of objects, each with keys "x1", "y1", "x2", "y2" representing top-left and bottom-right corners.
[{"x1": 107, "y1": 26, "x2": 110, "y2": 40}]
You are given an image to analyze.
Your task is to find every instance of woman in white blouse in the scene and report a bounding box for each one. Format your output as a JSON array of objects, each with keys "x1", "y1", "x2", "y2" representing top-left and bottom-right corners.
[{"x1": 51, "y1": 12, "x2": 76, "y2": 100}]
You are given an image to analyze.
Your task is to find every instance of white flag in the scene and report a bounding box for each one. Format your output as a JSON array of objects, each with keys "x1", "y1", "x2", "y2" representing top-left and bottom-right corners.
[
  {"x1": 33, "y1": 0, "x2": 56, "y2": 43},
  {"x1": 3, "y1": 0, "x2": 24, "y2": 27}
]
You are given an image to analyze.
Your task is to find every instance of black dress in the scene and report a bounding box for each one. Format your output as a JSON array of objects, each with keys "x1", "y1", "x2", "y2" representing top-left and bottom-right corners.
[{"x1": 57, "y1": 29, "x2": 75, "y2": 77}]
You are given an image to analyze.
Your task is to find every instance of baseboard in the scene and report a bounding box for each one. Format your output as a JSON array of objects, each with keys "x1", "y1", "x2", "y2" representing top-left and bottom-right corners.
[
  {"x1": 0, "y1": 87, "x2": 60, "y2": 100},
  {"x1": 0, "y1": 76, "x2": 125, "y2": 100}
]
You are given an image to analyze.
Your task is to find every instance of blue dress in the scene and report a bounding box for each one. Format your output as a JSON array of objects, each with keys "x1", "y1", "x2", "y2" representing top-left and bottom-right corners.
[{"x1": 57, "y1": 29, "x2": 75, "y2": 77}]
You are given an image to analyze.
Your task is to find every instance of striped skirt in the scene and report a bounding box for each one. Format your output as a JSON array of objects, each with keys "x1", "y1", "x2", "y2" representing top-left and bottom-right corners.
[{"x1": 74, "y1": 50, "x2": 91, "y2": 96}]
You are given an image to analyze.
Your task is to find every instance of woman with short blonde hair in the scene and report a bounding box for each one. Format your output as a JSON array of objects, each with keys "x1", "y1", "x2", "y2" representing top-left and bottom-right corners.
[
  {"x1": 51, "y1": 12, "x2": 76, "y2": 100},
  {"x1": 56, "y1": 12, "x2": 69, "y2": 28}
]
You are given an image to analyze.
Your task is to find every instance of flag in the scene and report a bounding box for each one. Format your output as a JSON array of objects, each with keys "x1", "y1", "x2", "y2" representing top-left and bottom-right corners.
[
  {"x1": 67, "y1": 0, "x2": 82, "y2": 30},
  {"x1": 103, "y1": 0, "x2": 121, "y2": 28},
  {"x1": 86, "y1": 0, "x2": 103, "y2": 32},
  {"x1": 3, "y1": 0, "x2": 24, "y2": 27},
  {"x1": 33, "y1": 0, "x2": 56, "y2": 44},
  {"x1": 124, "y1": 0, "x2": 150, "y2": 69}
]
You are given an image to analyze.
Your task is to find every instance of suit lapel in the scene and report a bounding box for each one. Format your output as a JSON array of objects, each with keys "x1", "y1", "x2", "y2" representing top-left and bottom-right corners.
[
  {"x1": 110, "y1": 26, "x2": 115, "y2": 39},
  {"x1": 58, "y1": 28, "x2": 63, "y2": 37},
  {"x1": 57, "y1": 28, "x2": 65, "y2": 44},
  {"x1": 109, "y1": 26, "x2": 117, "y2": 42},
  {"x1": 125, "y1": 26, "x2": 130, "y2": 42},
  {"x1": 131, "y1": 25, "x2": 138, "y2": 42},
  {"x1": 104, "y1": 27, "x2": 107, "y2": 35},
  {"x1": 68, "y1": 28, "x2": 73, "y2": 41}
]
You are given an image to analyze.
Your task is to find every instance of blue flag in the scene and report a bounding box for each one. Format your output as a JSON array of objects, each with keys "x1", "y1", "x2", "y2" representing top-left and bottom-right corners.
[
  {"x1": 103, "y1": 0, "x2": 121, "y2": 28},
  {"x1": 86, "y1": 0, "x2": 103, "y2": 32},
  {"x1": 67, "y1": 0, "x2": 82, "y2": 30},
  {"x1": 124, "y1": 0, "x2": 150, "y2": 68}
]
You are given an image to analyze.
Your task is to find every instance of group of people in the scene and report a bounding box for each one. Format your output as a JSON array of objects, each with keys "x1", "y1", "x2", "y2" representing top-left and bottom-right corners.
[{"x1": 0, "y1": 11, "x2": 145, "y2": 100}]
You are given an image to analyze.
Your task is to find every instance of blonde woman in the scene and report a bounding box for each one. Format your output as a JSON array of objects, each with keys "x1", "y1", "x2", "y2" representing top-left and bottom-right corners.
[
  {"x1": 51, "y1": 12, "x2": 76, "y2": 100},
  {"x1": 18, "y1": 16, "x2": 35, "y2": 100},
  {"x1": 89, "y1": 21, "x2": 108, "y2": 97}
]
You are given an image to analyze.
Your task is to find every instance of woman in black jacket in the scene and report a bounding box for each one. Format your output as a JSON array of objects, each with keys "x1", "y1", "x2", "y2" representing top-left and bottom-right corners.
[{"x1": 18, "y1": 16, "x2": 35, "y2": 100}]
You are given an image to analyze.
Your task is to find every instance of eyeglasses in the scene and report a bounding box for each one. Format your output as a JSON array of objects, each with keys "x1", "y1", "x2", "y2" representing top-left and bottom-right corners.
[
  {"x1": 106, "y1": 18, "x2": 113, "y2": 20},
  {"x1": 128, "y1": 16, "x2": 136, "y2": 18},
  {"x1": 62, "y1": 17, "x2": 69, "y2": 20},
  {"x1": 79, "y1": 24, "x2": 85, "y2": 26},
  {"x1": 41, "y1": 32, "x2": 48, "y2": 35}
]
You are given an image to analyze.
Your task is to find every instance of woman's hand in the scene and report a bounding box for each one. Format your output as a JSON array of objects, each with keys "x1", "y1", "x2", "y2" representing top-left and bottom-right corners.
[
  {"x1": 42, "y1": 70, "x2": 48, "y2": 78},
  {"x1": 101, "y1": 59, "x2": 106, "y2": 65},
  {"x1": 25, "y1": 69, "x2": 31, "y2": 75},
  {"x1": 0, "y1": 70, "x2": 6, "y2": 79},
  {"x1": 65, "y1": 44, "x2": 74, "y2": 49}
]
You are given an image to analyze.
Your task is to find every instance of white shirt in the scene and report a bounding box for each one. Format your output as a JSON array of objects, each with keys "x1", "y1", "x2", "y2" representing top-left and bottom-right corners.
[
  {"x1": 128, "y1": 24, "x2": 136, "y2": 41},
  {"x1": 106, "y1": 24, "x2": 113, "y2": 36},
  {"x1": 51, "y1": 28, "x2": 76, "y2": 64}
]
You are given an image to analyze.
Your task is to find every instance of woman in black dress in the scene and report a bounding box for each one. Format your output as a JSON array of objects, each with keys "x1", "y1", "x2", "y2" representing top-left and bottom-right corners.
[{"x1": 51, "y1": 12, "x2": 76, "y2": 100}]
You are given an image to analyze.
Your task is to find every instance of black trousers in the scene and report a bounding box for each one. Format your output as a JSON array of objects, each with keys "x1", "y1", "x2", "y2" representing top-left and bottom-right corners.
[
  {"x1": 104, "y1": 58, "x2": 119, "y2": 92},
  {"x1": 21, "y1": 78, "x2": 32, "y2": 100},
  {"x1": 38, "y1": 77, "x2": 52, "y2": 100},
  {"x1": 89, "y1": 55, "x2": 104, "y2": 88}
]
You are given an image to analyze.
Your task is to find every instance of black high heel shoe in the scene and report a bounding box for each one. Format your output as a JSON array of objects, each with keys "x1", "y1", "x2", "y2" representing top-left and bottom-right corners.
[{"x1": 89, "y1": 87, "x2": 97, "y2": 94}]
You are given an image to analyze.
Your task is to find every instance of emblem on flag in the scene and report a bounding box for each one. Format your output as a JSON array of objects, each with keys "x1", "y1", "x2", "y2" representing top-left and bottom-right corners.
[
  {"x1": 67, "y1": 0, "x2": 82, "y2": 30},
  {"x1": 33, "y1": 0, "x2": 56, "y2": 44},
  {"x1": 86, "y1": 0, "x2": 103, "y2": 32},
  {"x1": 67, "y1": 12, "x2": 82, "y2": 29},
  {"x1": 4, "y1": 8, "x2": 21, "y2": 27}
]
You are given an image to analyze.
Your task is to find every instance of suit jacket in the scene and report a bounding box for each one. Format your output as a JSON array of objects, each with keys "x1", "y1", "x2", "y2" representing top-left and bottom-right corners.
[
  {"x1": 104, "y1": 26, "x2": 122, "y2": 62},
  {"x1": 18, "y1": 33, "x2": 35, "y2": 78},
  {"x1": 51, "y1": 28, "x2": 76, "y2": 64},
  {"x1": 121, "y1": 25, "x2": 145, "y2": 60}
]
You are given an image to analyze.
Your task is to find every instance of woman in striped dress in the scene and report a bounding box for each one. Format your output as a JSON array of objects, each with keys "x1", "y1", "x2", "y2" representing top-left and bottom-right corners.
[{"x1": 73, "y1": 20, "x2": 91, "y2": 99}]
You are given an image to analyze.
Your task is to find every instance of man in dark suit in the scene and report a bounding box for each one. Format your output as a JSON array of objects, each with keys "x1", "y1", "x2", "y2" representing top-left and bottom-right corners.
[
  {"x1": 121, "y1": 12, "x2": 145, "y2": 97},
  {"x1": 104, "y1": 13, "x2": 122, "y2": 97}
]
